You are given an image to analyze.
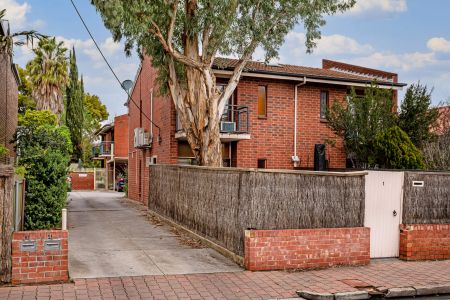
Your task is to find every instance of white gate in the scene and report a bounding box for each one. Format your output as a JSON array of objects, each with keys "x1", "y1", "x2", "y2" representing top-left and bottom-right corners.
[{"x1": 364, "y1": 171, "x2": 404, "y2": 258}]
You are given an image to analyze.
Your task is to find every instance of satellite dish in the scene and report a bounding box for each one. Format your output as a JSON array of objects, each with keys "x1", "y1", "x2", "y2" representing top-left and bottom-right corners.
[{"x1": 121, "y1": 79, "x2": 133, "y2": 92}]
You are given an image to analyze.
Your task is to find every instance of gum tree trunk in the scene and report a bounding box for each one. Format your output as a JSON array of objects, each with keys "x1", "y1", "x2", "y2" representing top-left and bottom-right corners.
[{"x1": 0, "y1": 165, "x2": 14, "y2": 283}]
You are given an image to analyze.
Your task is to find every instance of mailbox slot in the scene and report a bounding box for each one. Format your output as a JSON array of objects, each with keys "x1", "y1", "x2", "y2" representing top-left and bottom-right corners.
[
  {"x1": 44, "y1": 239, "x2": 61, "y2": 251},
  {"x1": 412, "y1": 181, "x2": 424, "y2": 187},
  {"x1": 20, "y1": 240, "x2": 36, "y2": 252}
]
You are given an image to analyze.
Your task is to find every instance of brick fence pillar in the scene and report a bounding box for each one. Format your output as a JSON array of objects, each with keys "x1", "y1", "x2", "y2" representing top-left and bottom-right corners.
[{"x1": 11, "y1": 230, "x2": 69, "y2": 284}]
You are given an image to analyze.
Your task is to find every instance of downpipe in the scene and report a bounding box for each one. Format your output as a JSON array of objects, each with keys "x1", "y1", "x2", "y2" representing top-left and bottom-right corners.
[{"x1": 293, "y1": 77, "x2": 307, "y2": 168}]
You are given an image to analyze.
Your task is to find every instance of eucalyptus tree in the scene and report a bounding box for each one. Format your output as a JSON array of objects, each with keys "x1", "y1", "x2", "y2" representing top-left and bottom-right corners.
[
  {"x1": 26, "y1": 37, "x2": 68, "y2": 121},
  {"x1": 92, "y1": 0, "x2": 355, "y2": 166}
]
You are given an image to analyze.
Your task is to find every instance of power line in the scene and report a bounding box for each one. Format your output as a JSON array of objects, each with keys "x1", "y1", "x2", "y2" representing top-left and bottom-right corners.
[{"x1": 68, "y1": 0, "x2": 162, "y2": 138}]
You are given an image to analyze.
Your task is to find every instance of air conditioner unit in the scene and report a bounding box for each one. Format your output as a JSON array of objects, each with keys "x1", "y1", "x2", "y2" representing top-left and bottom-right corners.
[
  {"x1": 141, "y1": 131, "x2": 153, "y2": 147},
  {"x1": 134, "y1": 128, "x2": 144, "y2": 148},
  {"x1": 220, "y1": 121, "x2": 236, "y2": 133}
]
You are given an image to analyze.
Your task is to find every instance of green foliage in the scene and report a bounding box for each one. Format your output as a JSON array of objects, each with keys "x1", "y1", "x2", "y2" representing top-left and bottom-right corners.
[
  {"x1": 326, "y1": 84, "x2": 396, "y2": 168},
  {"x1": 0, "y1": 144, "x2": 9, "y2": 156},
  {"x1": 84, "y1": 93, "x2": 109, "y2": 124},
  {"x1": 15, "y1": 166, "x2": 26, "y2": 177},
  {"x1": 374, "y1": 126, "x2": 425, "y2": 170},
  {"x1": 66, "y1": 48, "x2": 84, "y2": 160},
  {"x1": 17, "y1": 66, "x2": 36, "y2": 114},
  {"x1": 81, "y1": 93, "x2": 109, "y2": 167},
  {"x1": 18, "y1": 109, "x2": 57, "y2": 127},
  {"x1": 26, "y1": 37, "x2": 68, "y2": 119},
  {"x1": 15, "y1": 110, "x2": 71, "y2": 230},
  {"x1": 0, "y1": 9, "x2": 44, "y2": 56},
  {"x1": 91, "y1": 0, "x2": 355, "y2": 94},
  {"x1": 398, "y1": 83, "x2": 439, "y2": 148}
]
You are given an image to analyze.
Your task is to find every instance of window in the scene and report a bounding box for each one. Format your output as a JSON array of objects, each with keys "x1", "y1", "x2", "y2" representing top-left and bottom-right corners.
[
  {"x1": 258, "y1": 86, "x2": 267, "y2": 118},
  {"x1": 320, "y1": 91, "x2": 329, "y2": 120},
  {"x1": 257, "y1": 159, "x2": 267, "y2": 169}
]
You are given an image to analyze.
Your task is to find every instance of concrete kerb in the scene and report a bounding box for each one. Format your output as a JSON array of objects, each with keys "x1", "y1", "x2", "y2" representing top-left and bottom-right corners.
[{"x1": 297, "y1": 283, "x2": 450, "y2": 299}]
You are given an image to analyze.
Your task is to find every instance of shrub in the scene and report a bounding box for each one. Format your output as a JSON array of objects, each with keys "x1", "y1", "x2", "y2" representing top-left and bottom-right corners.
[
  {"x1": 16, "y1": 110, "x2": 71, "y2": 230},
  {"x1": 0, "y1": 144, "x2": 8, "y2": 156},
  {"x1": 374, "y1": 126, "x2": 425, "y2": 170},
  {"x1": 326, "y1": 83, "x2": 396, "y2": 168}
]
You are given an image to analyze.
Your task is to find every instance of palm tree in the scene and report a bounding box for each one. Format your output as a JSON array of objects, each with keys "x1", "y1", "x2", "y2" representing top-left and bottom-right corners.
[
  {"x1": 0, "y1": 9, "x2": 43, "y2": 56},
  {"x1": 26, "y1": 37, "x2": 68, "y2": 120}
]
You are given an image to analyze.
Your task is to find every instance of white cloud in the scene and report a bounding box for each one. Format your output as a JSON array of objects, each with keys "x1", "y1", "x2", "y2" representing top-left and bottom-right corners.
[
  {"x1": 54, "y1": 36, "x2": 122, "y2": 67},
  {"x1": 349, "y1": 51, "x2": 438, "y2": 72},
  {"x1": 0, "y1": 0, "x2": 30, "y2": 29},
  {"x1": 427, "y1": 37, "x2": 450, "y2": 53},
  {"x1": 346, "y1": 0, "x2": 407, "y2": 15},
  {"x1": 284, "y1": 32, "x2": 374, "y2": 56}
]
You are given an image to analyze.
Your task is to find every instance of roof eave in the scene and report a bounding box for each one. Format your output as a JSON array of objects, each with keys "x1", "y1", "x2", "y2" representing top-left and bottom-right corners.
[{"x1": 213, "y1": 67, "x2": 407, "y2": 88}]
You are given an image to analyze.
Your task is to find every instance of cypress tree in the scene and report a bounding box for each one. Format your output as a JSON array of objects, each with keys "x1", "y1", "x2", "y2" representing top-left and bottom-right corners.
[{"x1": 65, "y1": 47, "x2": 84, "y2": 160}]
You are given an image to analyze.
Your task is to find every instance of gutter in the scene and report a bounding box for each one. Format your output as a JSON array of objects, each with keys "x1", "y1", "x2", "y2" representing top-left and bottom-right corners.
[{"x1": 293, "y1": 77, "x2": 307, "y2": 167}]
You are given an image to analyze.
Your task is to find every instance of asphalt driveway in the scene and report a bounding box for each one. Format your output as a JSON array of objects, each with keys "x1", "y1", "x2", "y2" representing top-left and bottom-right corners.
[{"x1": 68, "y1": 191, "x2": 241, "y2": 278}]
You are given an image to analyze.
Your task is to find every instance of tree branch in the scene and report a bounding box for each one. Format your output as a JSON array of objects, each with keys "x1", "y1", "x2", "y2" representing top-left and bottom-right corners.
[
  {"x1": 166, "y1": 2, "x2": 177, "y2": 46},
  {"x1": 149, "y1": 19, "x2": 205, "y2": 70}
]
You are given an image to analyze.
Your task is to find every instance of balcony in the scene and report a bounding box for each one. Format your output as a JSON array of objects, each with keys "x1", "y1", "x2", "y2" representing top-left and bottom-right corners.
[
  {"x1": 175, "y1": 104, "x2": 250, "y2": 142},
  {"x1": 93, "y1": 141, "x2": 114, "y2": 158}
]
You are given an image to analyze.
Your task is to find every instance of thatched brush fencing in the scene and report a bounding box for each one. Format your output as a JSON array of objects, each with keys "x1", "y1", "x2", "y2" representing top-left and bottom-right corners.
[
  {"x1": 403, "y1": 171, "x2": 450, "y2": 224},
  {"x1": 149, "y1": 165, "x2": 366, "y2": 256}
]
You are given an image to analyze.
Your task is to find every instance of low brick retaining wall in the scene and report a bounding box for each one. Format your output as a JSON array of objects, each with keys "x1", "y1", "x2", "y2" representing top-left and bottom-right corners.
[
  {"x1": 244, "y1": 227, "x2": 370, "y2": 271},
  {"x1": 12, "y1": 230, "x2": 68, "y2": 284},
  {"x1": 400, "y1": 224, "x2": 450, "y2": 261}
]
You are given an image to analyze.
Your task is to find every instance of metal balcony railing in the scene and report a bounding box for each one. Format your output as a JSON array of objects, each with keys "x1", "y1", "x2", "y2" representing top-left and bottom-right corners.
[
  {"x1": 176, "y1": 104, "x2": 249, "y2": 134},
  {"x1": 92, "y1": 141, "x2": 114, "y2": 157},
  {"x1": 220, "y1": 104, "x2": 249, "y2": 134}
]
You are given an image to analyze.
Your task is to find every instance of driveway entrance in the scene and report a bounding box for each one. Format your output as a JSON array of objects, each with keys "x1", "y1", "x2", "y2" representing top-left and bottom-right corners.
[{"x1": 68, "y1": 191, "x2": 241, "y2": 278}]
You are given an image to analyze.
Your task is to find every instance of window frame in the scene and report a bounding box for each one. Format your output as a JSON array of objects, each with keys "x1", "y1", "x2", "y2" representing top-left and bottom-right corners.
[
  {"x1": 320, "y1": 90, "x2": 329, "y2": 121},
  {"x1": 257, "y1": 158, "x2": 267, "y2": 169},
  {"x1": 257, "y1": 85, "x2": 268, "y2": 119}
]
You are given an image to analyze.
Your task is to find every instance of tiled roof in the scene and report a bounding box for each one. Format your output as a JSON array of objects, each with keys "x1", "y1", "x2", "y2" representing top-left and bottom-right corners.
[{"x1": 213, "y1": 57, "x2": 405, "y2": 86}]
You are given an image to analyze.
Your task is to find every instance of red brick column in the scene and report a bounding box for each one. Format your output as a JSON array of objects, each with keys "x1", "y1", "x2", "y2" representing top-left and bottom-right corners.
[
  {"x1": 400, "y1": 224, "x2": 450, "y2": 261},
  {"x1": 244, "y1": 227, "x2": 370, "y2": 271},
  {"x1": 12, "y1": 230, "x2": 69, "y2": 284}
]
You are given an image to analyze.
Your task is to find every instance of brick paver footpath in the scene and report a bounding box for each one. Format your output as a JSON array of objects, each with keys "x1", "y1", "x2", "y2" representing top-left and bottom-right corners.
[{"x1": 1, "y1": 259, "x2": 450, "y2": 299}]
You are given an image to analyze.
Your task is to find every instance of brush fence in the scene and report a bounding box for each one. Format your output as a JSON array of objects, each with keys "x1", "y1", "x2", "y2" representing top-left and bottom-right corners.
[
  {"x1": 149, "y1": 165, "x2": 366, "y2": 256},
  {"x1": 403, "y1": 171, "x2": 450, "y2": 224}
]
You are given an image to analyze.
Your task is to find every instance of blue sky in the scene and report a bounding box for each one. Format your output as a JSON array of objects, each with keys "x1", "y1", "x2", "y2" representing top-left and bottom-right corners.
[{"x1": 2, "y1": 0, "x2": 450, "y2": 118}]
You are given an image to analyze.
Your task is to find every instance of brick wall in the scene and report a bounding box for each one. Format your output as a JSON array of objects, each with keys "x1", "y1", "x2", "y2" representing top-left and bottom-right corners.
[
  {"x1": 113, "y1": 114, "x2": 129, "y2": 158},
  {"x1": 399, "y1": 224, "x2": 450, "y2": 261},
  {"x1": 0, "y1": 52, "x2": 19, "y2": 163},
  {"x1": 235, "y1": 79, "x2": 347, "y2": 169},
  {"x1": 128, "y1": 56, "x2": 178, "y2": 203},
  {"x1": 12, "y1": 230, "x2": 68, "y2": 284},
  {"x1": 244, "y1": 227, "x2": 370, "y2": 271},
  {"x1": 69, "y1": 172, "x2": 94, "y2": 190}
]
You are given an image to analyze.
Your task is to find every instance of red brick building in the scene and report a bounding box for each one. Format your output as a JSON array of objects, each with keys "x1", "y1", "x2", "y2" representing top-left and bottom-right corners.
[
  {"x1": 127, "y1": 56, "x2": 405, "y2": 203},
  {"x1": 93, "y1": 114, "x2": 129, "y2": 190}
]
